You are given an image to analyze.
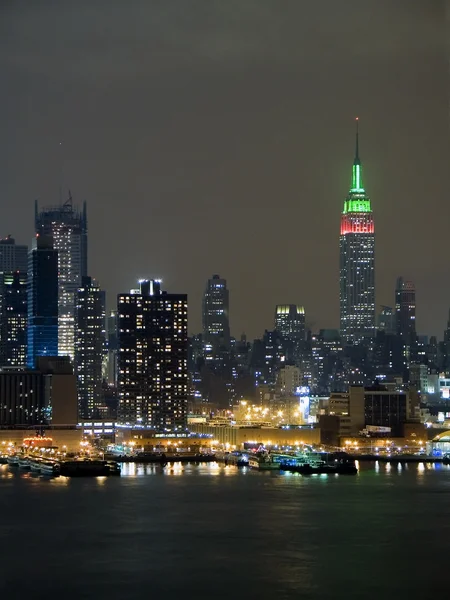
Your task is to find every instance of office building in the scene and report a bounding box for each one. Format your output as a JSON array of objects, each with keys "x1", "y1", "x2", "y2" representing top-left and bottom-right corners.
[
  {"x1": 339, "y1": 120, "x2": 375, "y2": 345},
  {"x1": 118, "y1": 279, "x2": 188, "y2": 431},
  {"x1": 0, "y1": 271, "x2": 27, "y2": 367},
  {"x1": 202, "y1": 274, "x2": 230, "y2": 351},
  {"x1": 0, "y1": 235, "x2": 28, "y2": 272},
  {"x1": 27, "y1": 235, "x2": 58, "y2": 367},
  {"x1": 275, "y1": 305, "x2": 306, "y2": 342},
  {"x1": 395, "y1": 277, "x2": 416, "y2": 344},
  {"x1": 35, "y1": 195, "x2": 87, "y2": 360},
  {"x1": 75, "y1": 277, "x2": 106, "y2": 419}
]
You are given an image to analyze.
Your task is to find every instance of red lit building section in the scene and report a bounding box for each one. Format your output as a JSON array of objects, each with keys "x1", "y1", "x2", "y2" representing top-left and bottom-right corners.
[{"x1": 340, "y1": 214, "x2": 374, "y2": 235}]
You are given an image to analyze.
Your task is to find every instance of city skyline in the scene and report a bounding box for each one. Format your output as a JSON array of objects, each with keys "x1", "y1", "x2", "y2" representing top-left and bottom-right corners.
[{"x1": 1, "y1": 2, "x2": 447, "y2": 340}]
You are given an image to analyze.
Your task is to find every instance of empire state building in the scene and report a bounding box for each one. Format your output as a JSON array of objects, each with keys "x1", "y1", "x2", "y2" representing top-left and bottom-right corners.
[{"x1": 339, "y1": 120, "x2": 375, "y2": 345}]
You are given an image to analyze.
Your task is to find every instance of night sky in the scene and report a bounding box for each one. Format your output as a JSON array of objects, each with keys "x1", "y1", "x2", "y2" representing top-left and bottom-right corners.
[{"x1": 0, "y1": 1, "x2": 447, "y2": 339}]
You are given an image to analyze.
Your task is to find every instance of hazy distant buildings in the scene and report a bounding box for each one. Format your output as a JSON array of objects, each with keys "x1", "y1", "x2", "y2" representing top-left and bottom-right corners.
[
  {"x1": 0, "y1": 235, "x2": 27, "y2": 272},
  {"x1": 339, "y1": 121, "x2": 375, "y2": 345},
  {"x1": 377, "y1": 306, "x2": 395, "y2": 335},
  {"x1": 118, "y1": 279, "x2": 188, "y2": 431},
  {"x1": 0, "y1": 272, "x2": 27, "y2": 367},
  {"x1": 27, "y1": 235, "x2": 58, "y2": 367},
  {"x1": 75, "y1": 277, "x2": 105, "y2": 419},
  {"x1": 35, "y1": 195, "x2": 88, "y2": 361},
  {"x1": 275, "y1": 305, "x2": 305, "y2": 342},
  {"x1": 395, "y1": 277, "x2": 416, "y2": 344}
]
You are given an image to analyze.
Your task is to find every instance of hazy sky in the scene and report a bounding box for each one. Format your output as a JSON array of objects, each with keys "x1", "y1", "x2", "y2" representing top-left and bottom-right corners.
[{"x1": 0, "y1": 1, "x2": 448, "y2": 339}]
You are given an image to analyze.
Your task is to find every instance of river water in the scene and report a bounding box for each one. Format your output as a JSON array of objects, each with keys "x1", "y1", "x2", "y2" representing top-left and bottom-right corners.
[{"x1": 1, "y1": 461, "x2": 449, "y2": 600}]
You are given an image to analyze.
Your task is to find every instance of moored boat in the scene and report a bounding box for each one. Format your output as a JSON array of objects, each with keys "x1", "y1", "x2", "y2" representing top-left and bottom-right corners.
[
  {"x1": 7, "y1": 454, "x2": 19, "y2": 467},
  {"x1": 29, "y1": 457, "x2": 43, "y2": 473},
  {"x1": 40, "y1": 459, "x2": 60, "y2": 476},
  {"x1": 18, "y1": 455, "x2": 31, "y2": 470},
  {"x1": 248, "y1": 452, "x2": 280, "y2": 470},
  {"x1": 280, "y1": 452, "x2": 358, "y2": 475},
  {"x1": 60, "y1": 459, "x2": 118, "y2": 477}
]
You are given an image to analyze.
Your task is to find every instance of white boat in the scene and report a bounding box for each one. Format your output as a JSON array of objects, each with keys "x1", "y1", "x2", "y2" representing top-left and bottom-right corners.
[
  {"x1": 18, "y1": 455, "x2": 31, "y2": 470},
  {"x1": 29, "y1": 458, "x2": 42, "y2": 473},
  {"x1": 248, "y1": 453, "x2": 280, "y2": 470},
  {"x1": 40, "y1": 459, "x2": 60, "y2": 476},
  {"x1": 7, "y1": 454, "x2": 19, "y2": 467}
]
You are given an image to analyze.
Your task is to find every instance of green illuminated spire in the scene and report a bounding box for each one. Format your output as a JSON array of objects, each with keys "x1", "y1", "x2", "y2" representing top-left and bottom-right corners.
[
  {"x1": 351, "y1": 117, "x2": 364, "y2": 193},
  {"x1": 342, "y1": 118, "x2": 372, "y2": 215}
]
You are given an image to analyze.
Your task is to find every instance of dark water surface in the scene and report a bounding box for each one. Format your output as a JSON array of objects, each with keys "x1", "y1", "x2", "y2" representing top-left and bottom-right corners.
[{"x1": 1, "y1": 461, "x2": 449, "y2": 600}]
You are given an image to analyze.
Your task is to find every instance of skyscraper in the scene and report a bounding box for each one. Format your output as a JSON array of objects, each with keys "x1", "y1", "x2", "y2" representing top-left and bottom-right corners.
[
  {"x1": 0, "y1": 235, "x2": 28, "y2": 272},
  {"x1": 35, "y1": 194, "x2": 87, "y2": 360},
  {"x1": 202, "y1": 274, "x2": 230, "y2": 349},
  {"x1": 27, "y1": 235, "x2": 58, "y2": 367},
  {"x1": 339, "y1": 119, "x2": 375, "y2": 345},
  {"x1": 75, "y1": 276, "x2": 106, "y2": 419},
  {"x1": 274, "y1": 305, "x2": 306, "y2": 342},
  {"x1": 118, "y1": 279, "x2": 188, "y2": 431},
  {"x1": 0, "y1": 271, "x2": 27, "y2": 367},
  {"x1": 202, "y1": 274, "x2": 231, "y2": 374},
  {"x1": 395, "y1": 277, "x2": 416, "y2": 344}
]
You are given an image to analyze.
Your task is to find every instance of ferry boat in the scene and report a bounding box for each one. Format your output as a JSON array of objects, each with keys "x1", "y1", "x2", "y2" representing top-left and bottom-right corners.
[
  {"x1": 29, "y1": 457, "x2": 43, "y2": 473},
  {"x1": 18, "y1": 455, "x2": 31, "y2": 470},
  {"x1": 7, "y1": 454, "x2": 19, "y2": 467},
  {"x1": 223, "y1": 452, "x2": 249, "y2": 467},
  {"x1": 280, "y1": 452, "x2": 357, "y2": 475},
  {"x1": 40, "y1": 459, "x2": 60, "y2": 476},
  {"x1": 248, "y1": 452, "x2": 280, "y2": 471}
]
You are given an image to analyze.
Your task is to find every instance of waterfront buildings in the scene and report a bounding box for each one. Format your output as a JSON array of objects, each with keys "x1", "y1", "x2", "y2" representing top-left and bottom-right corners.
[
  {"x1": 339, "y1": 120, "x2": 375, "y2": 345},
  {"x1": 319, "y1": 384, "x2": 420, "y2": 444},
  {"x1": 0, "y1": 235, "x2": 27, "y2": 272},
  {"x1": 0, "y1": 271, "x2": 27, "y2": 367},
  {"x1": 118, "y1": 279, "x2": 188, "y2": 431},
  {"x1": 27, "y1": 235, "x2": 58, "y2": 367},
  {"x1": 0, "y1": 356, "x2": 77, "y2": 427},
  {"x1": 35, "y1": 196, "x2": 88, "y2": 360},
  {"x1": 74, "y1": 276, "x2": 106, "y2": 419}
]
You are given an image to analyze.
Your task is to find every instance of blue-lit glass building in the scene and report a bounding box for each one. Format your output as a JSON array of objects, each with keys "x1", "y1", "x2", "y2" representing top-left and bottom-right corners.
[{"x1": 27, "y1": 235, "x2": 59, "y2": 367}]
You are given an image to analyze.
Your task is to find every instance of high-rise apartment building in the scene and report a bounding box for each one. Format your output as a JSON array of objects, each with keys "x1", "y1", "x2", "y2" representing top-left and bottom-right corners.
[
  {"x1": 395, "y1": 277, "x2": 416, "y2": 343},
  {"x1": 75, "y1": 277, "x2": 106, "y2": 419},
  {"x1": 27, "y1": 235, "x2": 58, "y2": 367},
  {"x1": 118, "y1": 279, "x2": 188, "y2": 431},
  {"x1": 0, "y1": 272, "x2": 27, "y2": 367},
  {"x1": 0, "y1": 235, "x2": 28, "y2": 272},
  {"x1": 275, "y1": 305, "x2": 306, "y2": 342},
  {"x1": 35, "y1": 195, "x2": 87, "y2": 360},
  {"x1": 339, "y1": 120, "x2": 375, "y2": 345}
]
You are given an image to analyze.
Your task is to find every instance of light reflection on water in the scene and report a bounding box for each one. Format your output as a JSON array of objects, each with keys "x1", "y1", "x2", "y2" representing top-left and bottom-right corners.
[
  {"x1": 2, "y1": 459, "x2": 450, "y2": 599},
  {"x1": 2, "y1": 461, "x2": 450, "y2": 483}
]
